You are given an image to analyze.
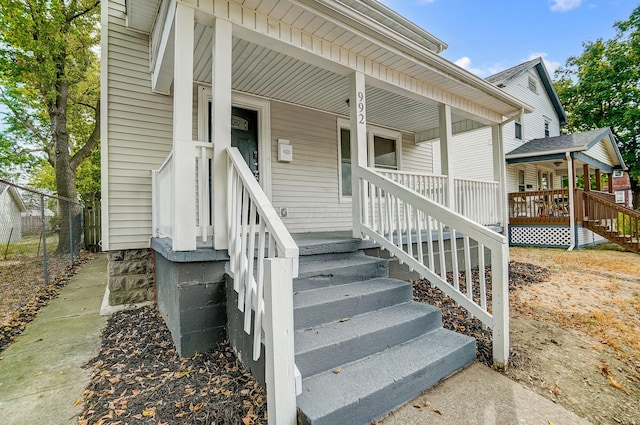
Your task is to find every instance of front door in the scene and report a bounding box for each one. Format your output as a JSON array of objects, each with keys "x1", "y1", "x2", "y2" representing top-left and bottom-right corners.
[{"x1": 231, "y1": 107, "x2": 259, "y2": 181}]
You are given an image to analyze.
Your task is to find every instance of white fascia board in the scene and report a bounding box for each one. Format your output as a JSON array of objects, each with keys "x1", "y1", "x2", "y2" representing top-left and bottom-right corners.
[
  {"x1": 505, "y1": 146, "x2": 586, "y2": 160},
  {"x1": 290, "y1": 0, "x2": 532, "y2": 118},
  {"x1": 151, "y1": 1, "x2": 176, "y2": 95}
]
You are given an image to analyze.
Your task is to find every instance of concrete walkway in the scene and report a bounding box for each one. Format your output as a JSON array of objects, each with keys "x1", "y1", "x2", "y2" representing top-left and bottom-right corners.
[
  {"x1": 380, "y1": 362, "x2": 593, "y2": 425},
  {"x1": 0, "y1": 255, "x2": 108, "y2": 425}
]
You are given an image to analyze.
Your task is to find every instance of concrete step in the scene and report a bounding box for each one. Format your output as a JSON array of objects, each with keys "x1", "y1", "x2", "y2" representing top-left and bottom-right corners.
[
  {"x1": 295, "y1": 301, "x2": 442, "y2": 377},
  {"x1": 293, "y1": 278, "x2": 412, "y2": 330},
  {"x1": 294, "y1": 252, "x2": 388, "y2": 291},
  {"x1": 297, "y1": 328, "x2": 476, "y2": 425}
]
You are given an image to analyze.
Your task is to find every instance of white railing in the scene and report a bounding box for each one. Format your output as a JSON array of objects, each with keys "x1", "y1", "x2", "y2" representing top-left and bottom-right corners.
[
  {"x1": 454, "y1": 178, "x2": 500, "y2": 226},
  {"x1": 195, "y1": 142, "x2": 214, "y2": 242},
  {"x1": 378, "y1": 169, "x2": 447, "y2": 206},
  {"x1": 357, "y1": 167, "x2": 510, "y2": 366},
  {"x1": 152, "y1": 142, "x2": 214, "y2": 244},
  {"x1": 151, "y1": 150, "x2": 174, "y2": 239},
  {"x1": 227, "y1": 147, "x2": 300, "y2": 424},
  {"x1": 379, "y1": 170, "x2": 501, "y2": 226}
]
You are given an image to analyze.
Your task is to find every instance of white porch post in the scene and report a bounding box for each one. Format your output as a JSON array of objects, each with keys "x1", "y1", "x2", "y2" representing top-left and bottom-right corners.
[
  {"x1": 492, "y1": 124, "x2": 507, "y2": 234},
  {"x1": 438, "y1": 104, "x2": 454, "y2": 209},
  {"x1": 172, "y1": 3, "x2": 196, "y2": 251},
  {"x1": 350, "y1": 71, "x2": 368, "y2": 238},
  {"x1": 212, "y1": 18, "x2": 233, "y2": 250}
]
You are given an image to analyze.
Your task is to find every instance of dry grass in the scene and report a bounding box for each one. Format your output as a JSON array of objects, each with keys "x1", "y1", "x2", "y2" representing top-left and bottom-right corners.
[{"x1": 510, "y1": 247, "x2": 640, "y2": 364}]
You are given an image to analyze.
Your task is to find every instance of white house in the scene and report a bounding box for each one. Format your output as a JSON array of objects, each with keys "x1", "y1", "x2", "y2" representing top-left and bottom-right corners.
[
  {"x1": 435, "y1": 58, "x2": 634, "y2": 252},
  {"x1": 0, "y1": 183, "x2": 27, "y2": 244},
  {"x1": 102, "y1": 1, "x2": 533, "y2": 423}
]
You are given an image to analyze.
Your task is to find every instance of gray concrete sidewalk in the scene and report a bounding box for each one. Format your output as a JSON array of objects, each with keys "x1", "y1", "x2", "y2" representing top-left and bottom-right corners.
[
  {"x1": 0, "y1": 255, "x2": 108, "y2": 425},
  {"x1": 380, "y1": 362, "x2": 593, "y2": 425}
]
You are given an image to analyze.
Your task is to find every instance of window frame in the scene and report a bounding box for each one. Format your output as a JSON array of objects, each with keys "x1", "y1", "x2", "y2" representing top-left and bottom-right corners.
[
  {"x1": 337, "y1": 118, "x2": 402, "y2": 200},
  {"x1": 514, "y1": 118, "x2": 522, "y2": 140},
  {"x1": 528, "y1": 76, "x2": 538, "y2": 93},
  {"x1": 517, "y1": 168, "x2": 526, "y2": 192}
]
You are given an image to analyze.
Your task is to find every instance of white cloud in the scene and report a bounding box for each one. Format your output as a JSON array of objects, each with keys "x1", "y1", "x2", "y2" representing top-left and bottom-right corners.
[
  {"x1": 454, "y1": 56, "x2": 487, "y2": 77},
  {"x1": 550, "y1": 0, "x2": 583, "y2": 12},
  {"x1": 527, "y1": 52, "x2": 562, "y2": 76}
]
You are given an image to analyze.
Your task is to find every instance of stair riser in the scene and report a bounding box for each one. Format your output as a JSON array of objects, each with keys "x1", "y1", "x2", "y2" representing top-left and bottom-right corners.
[
  {"x1": 295, "y1": 309, "x2": 442, "y2": 377},
  {"x1": 294, "y1": 261, "x2": 389, "y2": 292},
  {"x1": 293, "y1": 284, "x2": 412, "y2": 330},
  {"x1": 299, "y1": 340, "x2": 476, "y2": 425}
]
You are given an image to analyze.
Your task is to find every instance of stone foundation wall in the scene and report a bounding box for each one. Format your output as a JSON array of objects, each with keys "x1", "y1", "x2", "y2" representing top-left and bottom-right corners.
[{"x1": 107, "y1": 249, "x2": 155, "y2": 305}]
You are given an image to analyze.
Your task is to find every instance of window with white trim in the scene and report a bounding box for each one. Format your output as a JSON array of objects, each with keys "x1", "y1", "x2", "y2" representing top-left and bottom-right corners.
[
  {"x1": 544, "y1": 120, "x2": 550, "y2": 138},
  {"x1": 615, "y1": 191, "x2": 625, "y2": 203},
  {"x1": 528, "y1": 76, "x2": 538, "y2": 93},
  {"x1": 514, "y1": 118, "x2": 522, "y2": 140},
  {"x1": 517, "y1": 169, "x2": 525, "y2": 192},
  {"x1": 338, "y1": 120, "x2": 401, "y2": 197}
]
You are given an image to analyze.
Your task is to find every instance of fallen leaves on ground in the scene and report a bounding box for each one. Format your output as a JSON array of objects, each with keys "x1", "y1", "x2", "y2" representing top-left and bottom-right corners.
[
  {"x1": 0, "y1": 251, "x2": 93, "y2": 353},
  {"x1": 78, "y1": 306, "x2": 267, "y2": 425},
  {"x1": 412, "y1": 261, "x2": 550, "y2": 366}
]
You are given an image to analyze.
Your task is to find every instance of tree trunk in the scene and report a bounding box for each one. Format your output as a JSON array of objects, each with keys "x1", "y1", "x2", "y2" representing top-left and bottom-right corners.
[{"x1": 51, "y1": 81, "x2": 82, "y2": 255}]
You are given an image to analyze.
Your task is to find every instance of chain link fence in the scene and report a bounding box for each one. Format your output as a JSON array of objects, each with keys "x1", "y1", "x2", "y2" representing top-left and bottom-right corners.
[{"x1": 0, "y1": 179, "x2": 85, "y2": 291}]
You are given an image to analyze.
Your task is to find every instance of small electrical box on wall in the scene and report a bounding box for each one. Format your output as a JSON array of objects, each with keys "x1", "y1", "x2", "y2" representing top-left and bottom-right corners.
[{"x1": 278, "y1": 139, "x2": 293, "y2": 162}]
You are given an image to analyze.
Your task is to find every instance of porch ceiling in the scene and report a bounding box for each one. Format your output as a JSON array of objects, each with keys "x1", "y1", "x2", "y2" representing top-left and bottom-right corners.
[{"x1": 195, "y1": 27, "x2": 453, "y2": 133}]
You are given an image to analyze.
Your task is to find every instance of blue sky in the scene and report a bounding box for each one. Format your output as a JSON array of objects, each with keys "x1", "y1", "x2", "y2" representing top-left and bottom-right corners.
[{"x1": 378, "y1": 0, "x2": 638, "y2": 78}]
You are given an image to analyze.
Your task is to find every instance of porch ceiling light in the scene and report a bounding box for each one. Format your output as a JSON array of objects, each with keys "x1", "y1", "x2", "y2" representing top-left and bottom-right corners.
[{"x1": 553, "y1": 161, "x2": 563, "y2": 167}]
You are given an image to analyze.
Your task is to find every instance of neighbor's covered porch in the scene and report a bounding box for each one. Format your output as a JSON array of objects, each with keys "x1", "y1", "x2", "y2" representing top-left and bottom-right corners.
[{"x1": 505, "y1": 129, "x2": 637, "y2": 250}]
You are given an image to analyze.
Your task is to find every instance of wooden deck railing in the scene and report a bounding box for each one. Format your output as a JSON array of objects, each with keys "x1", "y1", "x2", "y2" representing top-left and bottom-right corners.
[
  {"x1": 358, "y1": 167, "x2": 510, "y2": 366},
  {"x1": 227, "y1": 147, "x2": 300, "y2": 423},
  {"x1": 508, "y1": 189, "x2": 571, "y2": 225},
  {"x1": 582, "y1": 191, "x2": 640, "y2": 253}
]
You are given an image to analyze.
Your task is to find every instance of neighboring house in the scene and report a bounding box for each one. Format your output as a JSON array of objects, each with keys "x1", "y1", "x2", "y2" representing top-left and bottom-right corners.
[
  {"x1": 102, "y1": 1, "x2": 532, "y2": 423},
  {"x1": 604, "y1": 170, "x2": 633, "y2": 209},
  {"x1": 442, "y1": 57, "x2": 635, "y2": 251},
  {"x1": 0, "y1": 183, "x2": 27, "y2": 244}
]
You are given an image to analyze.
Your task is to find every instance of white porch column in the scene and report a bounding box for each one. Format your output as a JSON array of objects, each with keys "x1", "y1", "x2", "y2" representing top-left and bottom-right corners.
[
  {"x1": 172, "y1": 3, "x2": 196, "y2": 251},
  {"x1": 438, "y1": 104, "x2": 454, "y2": 209},
  {"x1": 492, "y1": 124, "x2": 507, "y2": 234},
  {"x1": 212, "y1": 18, "x2": 233, "y2": 250},
  {"x1": 350, "y1": 71, "x2": 368, "y2": 238}
]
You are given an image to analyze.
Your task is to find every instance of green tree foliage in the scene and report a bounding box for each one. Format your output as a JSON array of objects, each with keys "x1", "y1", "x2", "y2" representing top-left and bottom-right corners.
[
  {"x1": 0, "y1": 0, "x2": 101, "y2": 252},
  {"x1": 555, "y1": 6, "x2": 640, "y2": 207}
]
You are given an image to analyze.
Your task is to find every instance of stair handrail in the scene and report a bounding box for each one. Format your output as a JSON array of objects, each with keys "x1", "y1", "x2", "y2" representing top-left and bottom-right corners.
[
  {"x1": 582, "y1": 190, "x2": 640, "y2": 252},
  {"x1": 227, "y1": 147, "x2": 300, "y2": 424},
  {"x1": 356, "y1": 166, "x2": 510, "y2": 366}
]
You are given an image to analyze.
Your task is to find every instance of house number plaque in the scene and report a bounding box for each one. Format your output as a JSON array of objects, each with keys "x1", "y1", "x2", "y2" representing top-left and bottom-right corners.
[{"x1": 357, "y1": 91, "x2": 365, "y2": 124}]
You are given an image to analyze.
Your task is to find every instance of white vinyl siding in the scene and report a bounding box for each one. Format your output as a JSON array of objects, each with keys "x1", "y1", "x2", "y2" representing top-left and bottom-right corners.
[
  {"x1": 589, "y1": 139, "x2": 616, "y2": 166},
  {"x1": 401, "y1": 132, "x2": 434, "y2": 174},
  {"x1": 270, "y1": 101, "x2": 352, "y2": 233},
  {"x1": 105, "y1": 0, "x2": 173, "y2": 250},
  {"x1": 270, "y1": 101, "x2": 434, "y2": 233},
  {"x1": 439, "y1": 67, "x2": 564, "y2": 191},
  {"x1": 432, "y1": 126, "x2": 494, "y2": 181}
]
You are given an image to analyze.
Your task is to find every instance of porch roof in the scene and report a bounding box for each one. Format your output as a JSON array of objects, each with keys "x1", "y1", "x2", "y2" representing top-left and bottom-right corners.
[
  {"x1": 134, "y1": 0, "x2": 532, "y2": 131},
  {"x1": 505, "y1": 128, "x2": 627, "y2": 171}
]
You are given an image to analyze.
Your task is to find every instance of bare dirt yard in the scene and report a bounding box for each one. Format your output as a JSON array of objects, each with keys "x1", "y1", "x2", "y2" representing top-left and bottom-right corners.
[{"x1": 506, "y1": 246, "x2": 640, "y2": 425}]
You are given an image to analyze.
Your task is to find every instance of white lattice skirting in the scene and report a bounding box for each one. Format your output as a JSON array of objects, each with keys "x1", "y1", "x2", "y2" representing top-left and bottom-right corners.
[{"x1": 509, "y1": 225, "x2": 572, "y2": 247}]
